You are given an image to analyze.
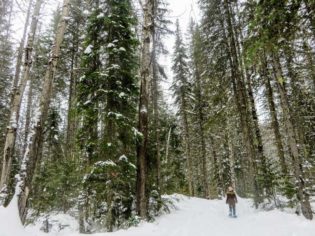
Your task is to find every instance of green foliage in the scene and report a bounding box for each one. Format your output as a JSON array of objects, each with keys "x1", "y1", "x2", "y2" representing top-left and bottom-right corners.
[
  {"x1": 75, "y1": 0, "x2": 139, "y2": 231},
  {"x1": 83, "y1": 156, "x2": 136, "y2": 230}
]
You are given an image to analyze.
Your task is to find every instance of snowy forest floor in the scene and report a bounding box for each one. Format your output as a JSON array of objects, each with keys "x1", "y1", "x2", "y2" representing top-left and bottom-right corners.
[{"x1": 1, "y1": 195, "x2": 315, "y2": 236}]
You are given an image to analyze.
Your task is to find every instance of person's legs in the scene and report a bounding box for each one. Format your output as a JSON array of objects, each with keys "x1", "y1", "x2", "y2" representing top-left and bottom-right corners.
[
  {"x1": 229, "y1": 205, "x2": 233, "y2": 216},
  {"x1": 232, "y1": 206, "x2": 236, "y2": 216}
]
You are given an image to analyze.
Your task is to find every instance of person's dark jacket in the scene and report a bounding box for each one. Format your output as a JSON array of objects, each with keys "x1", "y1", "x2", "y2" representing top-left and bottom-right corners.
[{"x1": 226, "y1": 190, "x2": 237, "y2": 206}]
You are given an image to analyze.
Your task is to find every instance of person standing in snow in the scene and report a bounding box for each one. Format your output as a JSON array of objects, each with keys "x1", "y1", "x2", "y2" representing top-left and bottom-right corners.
[{"x1": 226, "y1": 186, "x2": 237, "y2": 217}]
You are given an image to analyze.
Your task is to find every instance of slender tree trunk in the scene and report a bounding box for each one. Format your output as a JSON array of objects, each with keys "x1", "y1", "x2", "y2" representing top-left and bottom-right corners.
[
  {"x1": 18, "y1": 0, "x2": 71, "y2": 223},
  {"x1": 151, "y1": 0, "x2": 162, "y2": 196},
  {"x1": 233, "y1": 1, "x2": 271, "y2": 195},
  {"x1": 22, "y1": 80, "x2": 34, "y2": 157},
  {"x1": 181, "y1": 99, "x2": 194, "y2": 197},
  {"x1": 195, "y1": 67, "x2": 208, "y2": 198},
  {"x1": 0, "y1": 0, "x2": 42, "y2": 203},
  {"x1": 152, "y1": 71, "x2": 162, "y2": 194},
  {"x1": 223, "y1": 0, "x2": 260, "y2": 204},
  {"x1": 66, "y1": 33, "x2": 79, "y2": 161},
  {"x1": 245, "y1": 69, "x2": 272, "y2": 194},
  {"x1": 272, "y1": 53, "x2": 313, "y2": 220},
  {"x1": 304, "y1": 0, "x2": 315, "y2": 39},
  {"x1": 261, "y1": 55, "x2": 287, "y2": 175},
  {"x1": 11, "y1": 0, "x2": 33, "y2": 91},
  {"x1": 209, "y1": 136, "x2": 221, "y2": 197},
  {"x1": 302, "y1": 41, "x2": 315, "y2": 89},
  {"x1": 136, "y1": 0, "x2": 154, "y2": 218},
  {"x1": 284, "y1": 47, "x2": 310, "y2": 160}
]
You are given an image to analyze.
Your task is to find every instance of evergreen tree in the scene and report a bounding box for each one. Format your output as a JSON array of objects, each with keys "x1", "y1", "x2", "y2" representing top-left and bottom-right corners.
[
  {"x1": 77, "y1": 0, "x2": 139, "y2": 231},
  {"x1": 171, "y1": 20, "x2": 195, "y2": 196}
]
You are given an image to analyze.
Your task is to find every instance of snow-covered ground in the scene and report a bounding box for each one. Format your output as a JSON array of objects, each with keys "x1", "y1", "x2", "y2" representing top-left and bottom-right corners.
[{"x1": 1, "y1": 195, "x2": 315, "y2": 236}]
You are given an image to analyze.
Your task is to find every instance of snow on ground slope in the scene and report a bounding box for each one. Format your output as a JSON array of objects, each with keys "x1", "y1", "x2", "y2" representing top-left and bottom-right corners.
[{"x1": 1, "y1": 195, "x2": 315, "y2": 236}]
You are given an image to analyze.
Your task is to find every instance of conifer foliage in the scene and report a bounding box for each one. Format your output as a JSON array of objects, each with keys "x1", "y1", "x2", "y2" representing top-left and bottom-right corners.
[{"x1": 0, "y1": 0, "x2": 315, "y2": 233}]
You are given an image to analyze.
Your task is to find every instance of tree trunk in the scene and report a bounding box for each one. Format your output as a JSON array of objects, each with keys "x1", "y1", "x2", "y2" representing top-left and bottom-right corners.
[
  {"x1": 227, "y1": 128, "x2": 236, "y2": 191},
  {"x1": 22, "y1": 79, "x2": 34, "y2": 157},
  {"x1": 210, "y1": 136, "x2": 221, "y2": 197},
  {"x1": 272, "y1": 53, "x2": 313, "y2": 220},
  {"x1": 0, "y1": 0, "x2": 42, "y2": 204},
  {"x1": 304, "y1": 0, "x2": 315, "y2": 40},
  {"x1": 261, "y1": 55, "x2": 287, "y2": 175},
  {"x1": 233, "y1": 0, "x2": 271, "y2": 195},
  {"x1": 165, "y1": 127, "x2": 172, "y2": 164},
  {"x1": 151, "y1": 34, "x2": 161, "y2": 195},
  {"x1": 136, "y1": 0, "x2": 154, "y2": 218},
  {"x1": 222, "y1": 0, "x2": 259, "y2": 204},
  {"x1": 302, "y1": 41, "x2": 315, "y2": 89},
  {"x1": 11, "y1": 0, "x2": 33, "y2": 91},
  {"x1": 195, "y1": 66, "x2": 208, "y2": 198},
  {"x1": 18, "y1": 0, "x2": 71, "y2": 223},
  {"x1": 66, "y1": 31, "x2": 79, "y2": 161},
  {"x1": 245, "y1": 68, "x2": 272, "y2": 194},
  {"x1": 181, "y1": 98, "x2": 194, "y2": 197}
]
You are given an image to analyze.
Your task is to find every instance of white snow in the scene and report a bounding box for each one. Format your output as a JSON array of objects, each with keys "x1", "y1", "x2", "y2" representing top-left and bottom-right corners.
[
  {"x1": 107, "y1": 43, "x2": 115, "y2": 48},
  {"x1": 119, "y1": 155, "x2": 128, "y2": 162},
  {"x1": 97, "y1": 13, "x2": 105, "y2": 19},
  {"x1": 84, "y1": 45, "x2": 93, "y2": 54},
  {"x1": 9, "y1": 111, "x2": 17, "y2": 129},
  {"x1": 94, "y1": 160, "x2": 116, "y2": 167},
  {"x1": 140, "y1": 105, "x2": 147, "y2": 114},
  {"x1": 119, "y1": 92, "x2": 126, "y2": 98},
  {"x1": 1, "y1": 195, "x2": 315, "y2": 236}
]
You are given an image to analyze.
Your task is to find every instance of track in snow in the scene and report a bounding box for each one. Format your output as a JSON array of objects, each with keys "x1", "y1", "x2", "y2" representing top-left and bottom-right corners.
[
  {"x1": 2, "y1": 195, "x2": 315, "y2": 236},
  {"x1": 87, "y1": 195, "x2": 315, "y2": 236}
]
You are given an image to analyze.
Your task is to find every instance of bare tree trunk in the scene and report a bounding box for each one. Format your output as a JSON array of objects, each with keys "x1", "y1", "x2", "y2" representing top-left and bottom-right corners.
[
  {"x1": 18, "y1": 0, "x2": 71, "y2": 223},
  {"x1": 245, "y1": 69, "x2": 272, "y2": 194},
  {"x1": 304, "y1": 0, "x2": 315, "y2": 40},
  {"x1": 0, "y1": 0, "x2": 42, "y2": 204},
  {"x1": 11, "y1": 0, "x2": 33, "y2": 91},
  {"x1": 209, "y1": 135, "x2": 221, "y2": 197},
  {"x1": 261, "y1": 55, "x2": 287, "y2": 175},
  {"x1": 302, "y1": 41, "x2": 315, "y2": 89},
  {"x1": 233, "y1": 1, "x2": 271, "y2": 195},
  {"x1": 227, "y1": 127, "x2": 236, "y2": 190},
  {"x1": 136, "y1": 0, "x2": 154, "y2": 218},
  {"x1": 272, "y1": 53, "x2": 313, "y2": 220},
  {"x1": 66, "y1": 33, "x2": 79, "y2": 161},
  {"x1": 181, "y1": 100, "x2": 194, "y2": 197},
  {"x1": 223, "y1": 0, "x2": 259, "y2": 204},
  {"x1": 165, "y1": 127, "x2": 172, "y2": 164},
  {"x1": 195, "y1": 67, "x2": 208, "y2": 198},
  {"x1": 22, "y1": 79, "x2": 33, "y2": 157}
]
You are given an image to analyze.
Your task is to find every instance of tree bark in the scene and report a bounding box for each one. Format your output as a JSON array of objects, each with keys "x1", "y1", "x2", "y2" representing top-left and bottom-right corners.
[
  {"x1": 195, "y1": 66, "x2": 208, "y2": 198},
  {"x1": 210, "y1": 135, "x2": 221, "y2": 197},
  {"x1": 66, "y1": 30, "x2": 79, "y2": 161},
  {"x1": 302, "y1": 41, "x2": 315, "y2": 89},
  {"x1": 151, "y1": 32, "x2": 161, "y2": 195},
  {"x1": 18, "y1": 0, "x2": 71, "y2": 223},
  {"x1": 233, "y1": 0, "x2": 271, "y2": 195},
  {"x1": 261, "y1": 55, "x2": 287, "y2": 175},
  {"x1": 181, "y1": 97, "x2": 194, "y2": 197},
  {"x1": 0, "y1": 0, "x2": 42, "y2": 204},
  {"x1": 22, "y1": 79, "x2": 34, "y2": 157},
  {"x1": 303, "y1": 0, "x2": 315, "y2": 40},
  {"x1": 272, "y1": 53, "x2": 313, "y2": 220},
  {"x1": 136, "y1": 0, "x2": 154, "y2": 218},
  {"x1": 11, "y1": 0, "x2": 33, "y2": 91},
  {"x1": 223, "y1": 0, "x2": 259, "y2": 204}
]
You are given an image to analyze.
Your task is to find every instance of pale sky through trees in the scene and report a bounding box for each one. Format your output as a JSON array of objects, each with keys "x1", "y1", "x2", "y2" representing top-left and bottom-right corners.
[
  {"x1": 11, "y1": 0, "x2": 199, "y2": 109},
  {"x1": 162, "y1": 0, "x2": 199, "y2": 109}
]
